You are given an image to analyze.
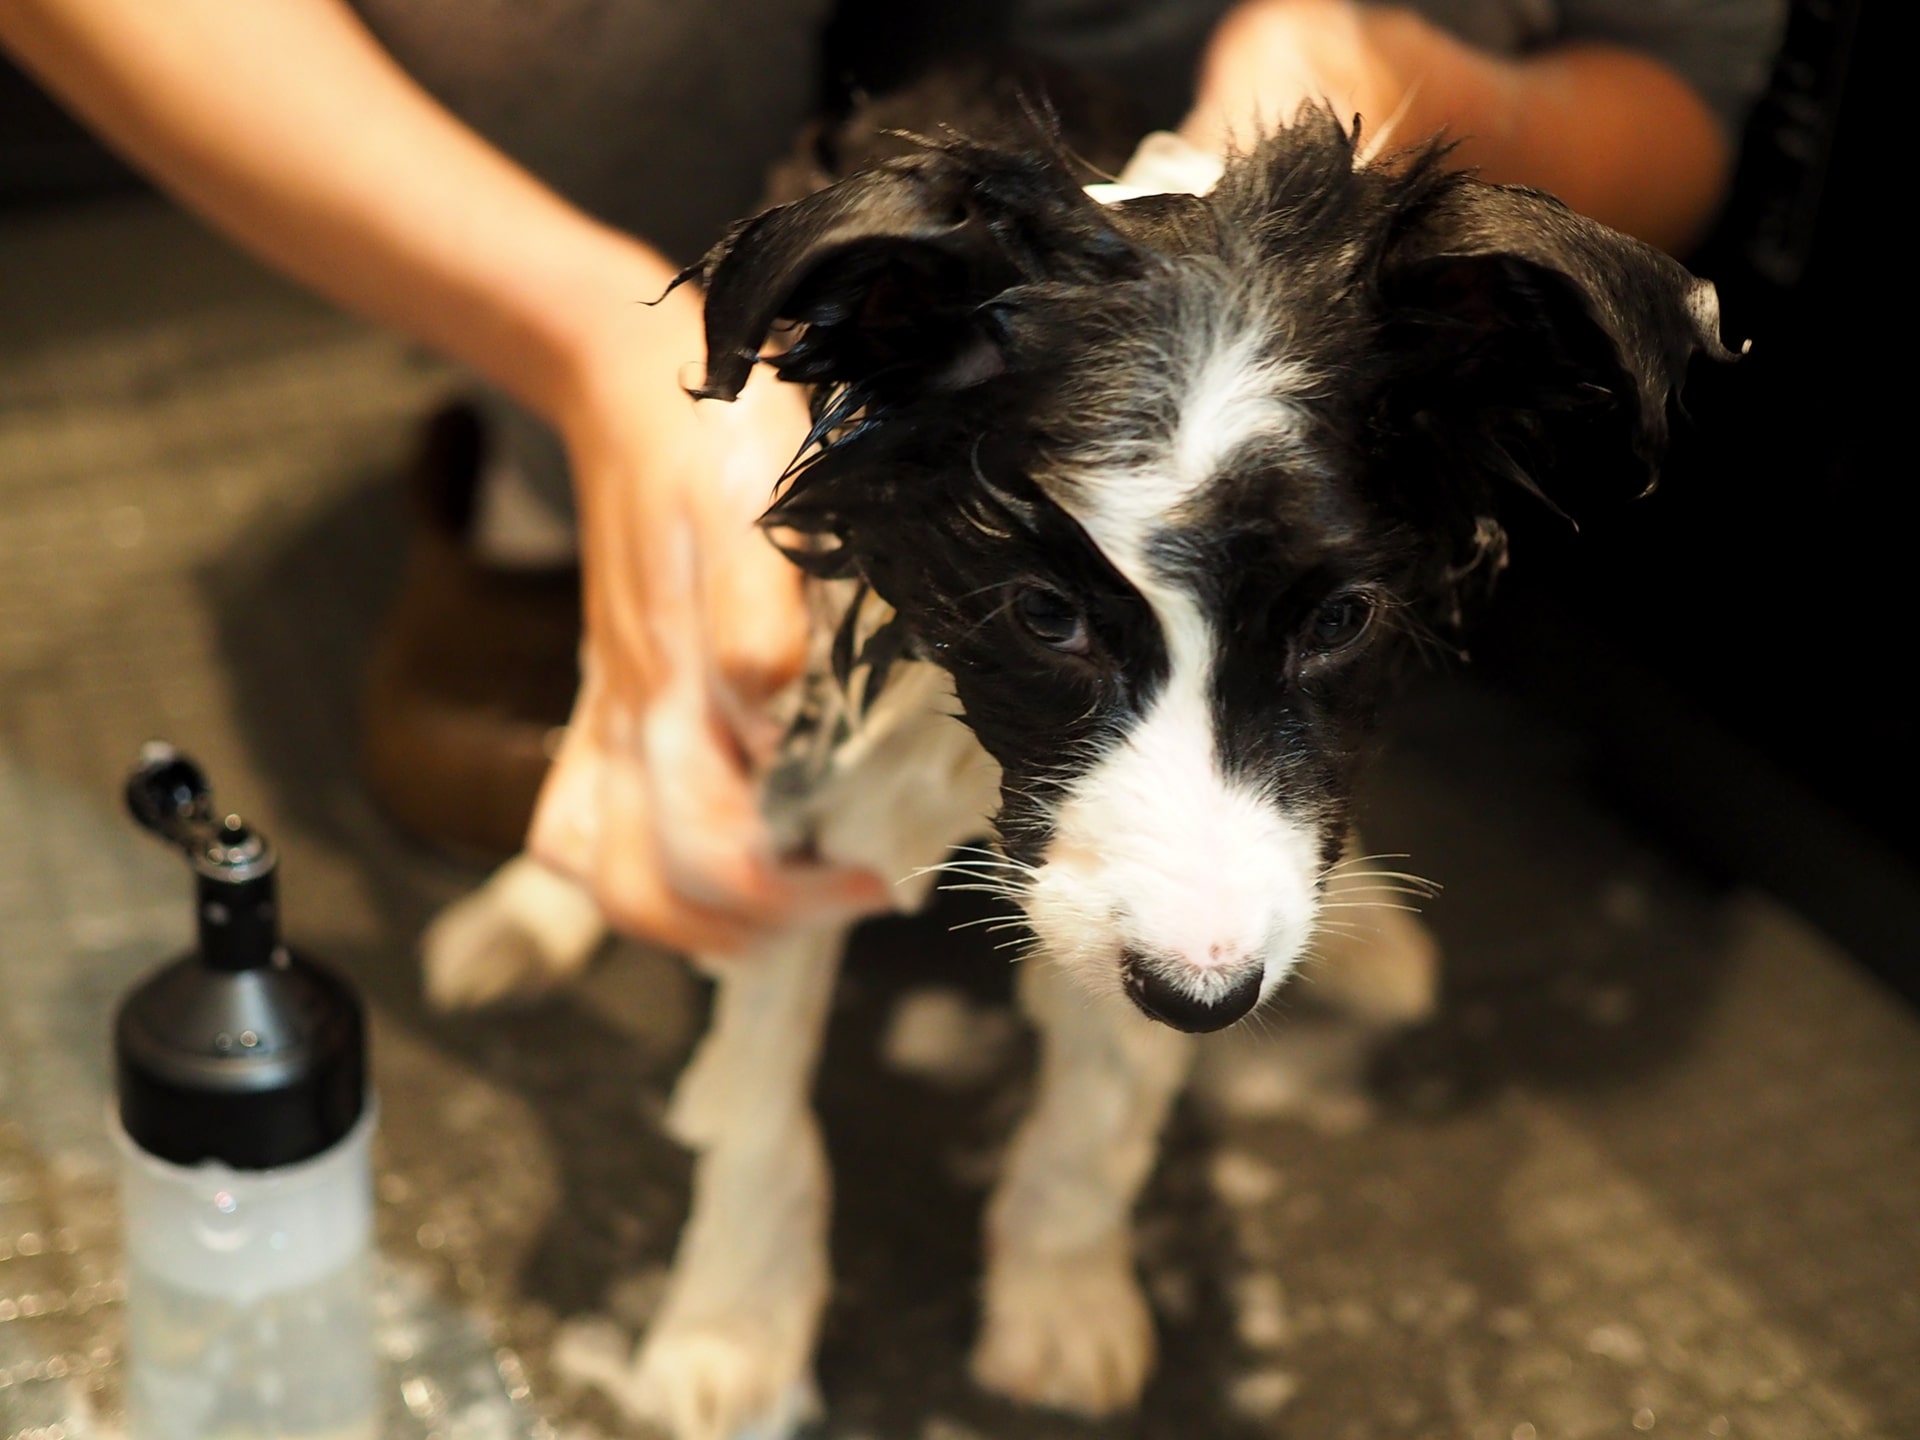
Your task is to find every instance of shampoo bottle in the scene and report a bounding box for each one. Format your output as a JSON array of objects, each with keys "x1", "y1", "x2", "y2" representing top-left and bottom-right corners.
[{"x1": 112, "y1": 743, "x2": 376, "y2": 1440}]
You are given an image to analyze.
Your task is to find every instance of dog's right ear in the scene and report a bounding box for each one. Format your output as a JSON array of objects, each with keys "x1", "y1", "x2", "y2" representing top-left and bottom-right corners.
[{"x1": 682, "y1": 143, "x2": 1134, "y2": 404}]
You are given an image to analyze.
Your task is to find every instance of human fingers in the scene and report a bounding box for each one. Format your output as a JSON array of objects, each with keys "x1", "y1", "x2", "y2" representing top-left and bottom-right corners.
[
  {"x1": 637, "y1": 676, "x2": 890, "y2": 922},
  {"x1": 531, "y1": 650, "x2": 885, "y2": 947},
  {"x1": 552, "y1": 445, "x2": 799, "y2": 943},
  {"x1": 528, "y1": 688, "x2": 765, "y2": 955}
]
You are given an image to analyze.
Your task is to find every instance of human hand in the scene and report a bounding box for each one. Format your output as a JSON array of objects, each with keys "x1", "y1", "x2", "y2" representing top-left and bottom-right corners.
[
  {"x1": 1179, "y1": 0, "x2": 1723, "y2": 252},
  {"x1": 1180, "y1": 0, "x2": 1408, "y2": 157},
  {"x1": 528, "y1": 287, "x2": 891, "y2": 954}
]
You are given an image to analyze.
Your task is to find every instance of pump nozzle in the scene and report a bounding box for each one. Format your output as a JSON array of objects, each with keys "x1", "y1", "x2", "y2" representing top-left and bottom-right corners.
[
  {"x1": 126, "y1": 741, "x2": 214, "y2": 844},
  {"x1": 116, "y1": 741, "x2": 366, "y2": 1169},
  {"x1": 125, "y1": 742, "x2": 279, "y2": 970},
  {"x1": 127, "y1": 741, "x2": 272, "y2": 883}
]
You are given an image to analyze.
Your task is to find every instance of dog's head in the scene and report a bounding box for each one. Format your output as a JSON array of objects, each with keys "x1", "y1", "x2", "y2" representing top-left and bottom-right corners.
[{"x1": 686, "y1": 109, "x2": 1734, "y2": 1032}]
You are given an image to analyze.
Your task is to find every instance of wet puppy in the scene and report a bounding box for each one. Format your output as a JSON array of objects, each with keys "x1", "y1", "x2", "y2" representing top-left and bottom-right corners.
[{"x1": 428, "y1": 102, "x2": 1731, "y2": 1439}]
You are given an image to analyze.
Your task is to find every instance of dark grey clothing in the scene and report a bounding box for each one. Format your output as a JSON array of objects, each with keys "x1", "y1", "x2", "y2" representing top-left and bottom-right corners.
[
  {"x1": 833, "y1": 0, "x2": 1786, "y2": 143},
  {"x1": 351, "y1": 0, "x2": 1784, "y2": 266},
  {"x1": 1021, "y1": 0, "x2": 1784, "y2": 137},
  {"x1": 1558, "y1": 0, "x2": 1785, "y2": 132},
  {"x1": 351, "y1": 0, "x2": 835, "y2": 265}
]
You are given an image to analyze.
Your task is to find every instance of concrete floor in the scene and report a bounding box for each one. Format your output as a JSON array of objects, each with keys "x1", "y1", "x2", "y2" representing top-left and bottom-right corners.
[{"x1": 2, "y1": 196, "x2": 1916, "y2": 1440}]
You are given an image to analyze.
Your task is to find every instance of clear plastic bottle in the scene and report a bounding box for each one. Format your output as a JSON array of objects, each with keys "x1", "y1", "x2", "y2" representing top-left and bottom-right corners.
[{"x1": 113, "y1": 744, "x2": 376, "y2": 1440}]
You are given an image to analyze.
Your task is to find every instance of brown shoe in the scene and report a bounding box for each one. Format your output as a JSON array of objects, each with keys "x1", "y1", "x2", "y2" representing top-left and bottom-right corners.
[{"x1": 359, "y1": 404, "x2": 581, "y2": 861}]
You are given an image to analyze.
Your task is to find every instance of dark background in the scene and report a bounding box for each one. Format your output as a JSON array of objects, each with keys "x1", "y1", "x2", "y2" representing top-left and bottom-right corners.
[
  {"x1": 1468, "y1": 0, "x2": 1913, "y2": 1001},
  {"x1": 4, "y1": 0, "x2": 1907, "y2": 1002}
]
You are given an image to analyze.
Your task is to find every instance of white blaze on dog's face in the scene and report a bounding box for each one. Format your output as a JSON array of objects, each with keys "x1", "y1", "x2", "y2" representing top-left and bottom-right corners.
[
  {"x1": 1019, "y1": 558, "x2": 1325, "y2": 1029},
  {"x1": 1010, "y1": 283, "x2": 1368, "y2": 1033}
]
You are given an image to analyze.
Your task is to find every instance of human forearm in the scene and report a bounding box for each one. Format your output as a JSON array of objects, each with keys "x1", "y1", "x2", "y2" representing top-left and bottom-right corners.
[
  {"x1": 0, "y1": 0, "x2": 696, "y2": 422},
  {"x1": 1180, "y1": 0, "x2": 1731, "y2": 253},
  {"x1": 1357, "y1": 8, "x2": 1730, "y2": 253}
]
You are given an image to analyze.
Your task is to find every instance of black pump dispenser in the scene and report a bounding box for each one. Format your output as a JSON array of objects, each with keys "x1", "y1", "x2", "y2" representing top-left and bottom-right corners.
[{"x1": 116, "y1": 742, "x2": 366, "y2": 1170}]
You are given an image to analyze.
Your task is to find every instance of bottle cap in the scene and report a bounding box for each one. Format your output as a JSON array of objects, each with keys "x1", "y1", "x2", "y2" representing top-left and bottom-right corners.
[{"x1": 114, "y1": 742, "x2": 367, "y2": 1170}]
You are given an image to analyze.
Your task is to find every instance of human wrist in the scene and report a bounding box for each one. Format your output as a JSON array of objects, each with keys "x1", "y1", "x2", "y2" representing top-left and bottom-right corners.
[{"x1": 514, "y1": 223, "x2": 669, "y2": 392}]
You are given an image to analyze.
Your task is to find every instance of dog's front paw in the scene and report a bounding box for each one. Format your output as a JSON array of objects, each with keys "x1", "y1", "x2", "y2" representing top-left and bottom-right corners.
[
  {"x1": 420, "y1": 854, "x2": 605, "y2": 1010},
  {"x1": 627, "y1": 1313, "x2": 822, "y2": 1440},
  {"x1": 971, "y1": 1240, "x2": 1156, "y2": 1417}
]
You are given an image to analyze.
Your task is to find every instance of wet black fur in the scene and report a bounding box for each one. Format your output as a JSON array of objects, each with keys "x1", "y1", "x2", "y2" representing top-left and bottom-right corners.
[{"x1": 682, "y1": 97, "x2": 1732, "y2": 865}]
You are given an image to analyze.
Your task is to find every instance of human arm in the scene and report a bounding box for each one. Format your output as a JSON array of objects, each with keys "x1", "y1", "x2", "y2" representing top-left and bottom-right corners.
[
  {"x1": 0, "y1": 0, "x2": 887, "y2": 950},
  {"x1": 1178, "y1": 0, "x2": 1732, "y2": 254}
]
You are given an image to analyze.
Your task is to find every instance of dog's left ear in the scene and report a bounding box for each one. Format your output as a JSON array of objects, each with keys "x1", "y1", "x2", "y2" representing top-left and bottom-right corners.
[
  {"x1": 1375, "y1": 178, "x2": 1741, "y2": 511},
  {"x1": 684, "y1": 144, "x2": 1132, "y2": 405}
]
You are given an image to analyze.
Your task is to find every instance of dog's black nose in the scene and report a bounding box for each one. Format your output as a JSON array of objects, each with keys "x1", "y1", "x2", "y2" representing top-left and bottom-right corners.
[{"x1": 1122, "y1": 952, "x2": 1264, "y2": 1033}]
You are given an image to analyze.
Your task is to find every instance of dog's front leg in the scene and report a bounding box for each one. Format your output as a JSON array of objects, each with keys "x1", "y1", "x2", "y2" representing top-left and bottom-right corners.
[
  {"x1": 972, "y1": 957, "x2": 1196, "y2": 1417},
  {"x1": 628, "y1": 923, "x2": 846, "y2": 1440}
]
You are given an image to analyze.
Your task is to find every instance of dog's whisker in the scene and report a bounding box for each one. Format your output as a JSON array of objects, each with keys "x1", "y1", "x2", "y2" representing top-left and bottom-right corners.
[
  {"x1": 937, "y1": 882, "x2": 1033, "y2": 898},
  {"x1": 1323, "y1": 850, "x2": 1413, "y2": 871},
  {"x1": 947, "y1": 914, "x2": 1029, "y2": 933},
  {"x1": 1322, "y1": 878, "x2": 1434, "y2": 896},
  {"x1": 1323, "y1": 867, "x2": 1439, "y2": 888},
  {"x1": 1316, "y1": 900, "x2": 1428, "y2": 915},
  {"x1": 947, "y1": 843, "x2": 1032, "y2": 868},
  {"x1": 912, "y1": 867, "x2": 1029, "y2": 887},
  {"x1": 904, "y1": 857, "x2": 1034, "y2": 882},
  {"x1": 1320, "y1": 858, "x2": 1439, "y2": 882}
]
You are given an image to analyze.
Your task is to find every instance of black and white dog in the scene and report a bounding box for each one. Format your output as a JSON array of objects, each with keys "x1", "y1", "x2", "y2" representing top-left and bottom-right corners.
[{"x1": 426, "y1": 97, "x2": 1731, "y2": 1440}]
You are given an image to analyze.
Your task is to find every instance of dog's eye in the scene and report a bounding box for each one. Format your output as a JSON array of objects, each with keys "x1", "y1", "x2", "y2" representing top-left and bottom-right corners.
[
  {"x1": 1012, "y1": 586, "x2": 1090, "y2": 655},
  {"x1": 1307, "y1": 592, "x2": 1374, "y2": 654}
]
